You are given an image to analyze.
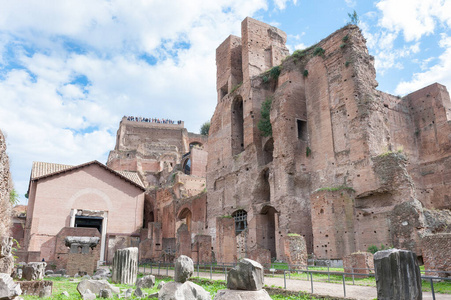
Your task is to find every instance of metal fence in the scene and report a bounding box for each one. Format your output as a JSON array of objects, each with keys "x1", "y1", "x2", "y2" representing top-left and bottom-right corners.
[{"x1": 136, "y1": 261, "x2": 451, "y2": 299}]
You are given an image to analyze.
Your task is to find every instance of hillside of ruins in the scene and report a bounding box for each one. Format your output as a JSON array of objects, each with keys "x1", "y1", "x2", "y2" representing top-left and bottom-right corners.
[{"x1": 3, "y1": 17, "x2": 451, "y2": 274}]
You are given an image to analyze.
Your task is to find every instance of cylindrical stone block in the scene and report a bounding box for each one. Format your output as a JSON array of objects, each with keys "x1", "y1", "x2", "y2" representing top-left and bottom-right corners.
[{"x1": 111, "y1": 247, "x2": 138, "y2": 285}]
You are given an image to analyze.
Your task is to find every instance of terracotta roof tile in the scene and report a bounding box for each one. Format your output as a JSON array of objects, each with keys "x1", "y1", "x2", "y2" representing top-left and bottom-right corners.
[{"x1": 31, "y1": 161, "x2": 73, "y2": 179}]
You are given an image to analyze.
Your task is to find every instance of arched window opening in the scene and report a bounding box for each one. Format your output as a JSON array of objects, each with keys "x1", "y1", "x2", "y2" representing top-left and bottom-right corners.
[
  {"x1": 231, "y1": 96, "x2": 244, "y2": 155},
  {"x1": 190, "y1": 142, "x2": 203, "y2": 149},
  {"x1": 232, "y1": 210, "x2": 247, "y2": 235},
  {"x1": 178, "y1": 208, "x2": 192, "y2": 232}
]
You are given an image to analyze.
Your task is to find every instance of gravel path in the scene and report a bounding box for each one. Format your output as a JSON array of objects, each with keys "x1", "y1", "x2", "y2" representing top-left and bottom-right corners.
[{"x1": 140, "y1": 266, "x2": 451, "y2": 300}]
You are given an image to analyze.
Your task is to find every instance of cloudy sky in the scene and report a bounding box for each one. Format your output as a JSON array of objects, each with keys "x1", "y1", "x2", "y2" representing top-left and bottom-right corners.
[{"x1": 1, "y1": 0, "x2": 450, "y2": 204}]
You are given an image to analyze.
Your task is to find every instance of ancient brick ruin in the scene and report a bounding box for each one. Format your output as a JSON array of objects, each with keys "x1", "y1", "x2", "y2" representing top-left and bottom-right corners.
[
  {"x1": 206, "y1": 17, "x2": 451, "y2": 263},
  {"x1": 14, "y1": 17, "x2": 451, "y2": 269}
]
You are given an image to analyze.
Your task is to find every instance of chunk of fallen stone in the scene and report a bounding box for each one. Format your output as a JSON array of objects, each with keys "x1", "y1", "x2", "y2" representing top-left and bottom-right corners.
[
  {"x1": 227, "y1": 258, "x2": 264, "y2": 291},
  {"x1": 99, "y1": 289, "x2": 113, "y2": 298},
  {"x1": 82, "y1": 289, "x2": 96, "y2": 300},
  {"x1": 77, "y1": 279, "x2": 120, "y2": 296},
  {"x1": 61, "y1": 291, "x2": 70, "y2": 297},
  {"x1": 159, "y1": 281, "x2": 210, "y2": 300},
  {"x1": 157, "y1": 281, "x2": 165, "y2": 289},
  {"x1": 0, "y1": 273, "x2": 22, "y2": 299},
  {"x1": 174, "y1": 255, "x2": 194, "y2": 283},
  {"x1": 133, "y1": 287, "x2": 147, "y2": 298},
  {"x1": 136, "y1": 275, "x2": 155, "y2": 289}
]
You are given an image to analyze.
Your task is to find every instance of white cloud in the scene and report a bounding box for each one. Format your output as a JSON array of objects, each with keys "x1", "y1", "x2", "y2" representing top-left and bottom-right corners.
[
  {"x1": 395, "y1": 34, "x2": 451, "y2": 95},
  {"x1": 0, "y1": 0, "x2": 271, "y2": 203},
  {"x1": 376, "y1": 0, "x2": 451, "y2": 42},
  {"x1": 273, "y1": 0, "x2": 297, "y2": 10},
  {"x1": 345, "y1": 0, "x2": 356, "y2": 8}
]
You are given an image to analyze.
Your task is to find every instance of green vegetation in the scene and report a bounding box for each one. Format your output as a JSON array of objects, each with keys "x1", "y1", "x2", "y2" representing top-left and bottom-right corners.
[
  {"x1": 287, "y1": 233, "x2": 301, "y2": 237},
  {"x1": 303, "y1": 70, "x2": 309, "y2": 77},
  {"x1": 315, "y1": 186, "x2": 355, "y2": 193},
  {"x1": 306, "y1": 146, "x2": 311, "y2": 157},
  {"x1": 348, "y1": 10, "x2": 359, "y2": 25},
  {"x1": 313, "y1": 47, "x2": 325, "y2": 57},
  {"x1": 230, "y1": 82, "x2": 242, "y2": 94},
  {"x1": 269, "y1": 66, "x2": 281, "y2": 80},
  {"x1": 200, "y1": 121, "x2": 210, "y2": 136},
  {"x1": 262, "y1": 75, "x2": 269, "y2": 83},
  {"x1": 10, "y1": 189, "x2": 19, "y2": 205},
  {"x1": 292, "y1": 49, "x2": 308, "y2": 61},
  {"x1": 367, "y1": 244, "x2": 392, "y2": 254},
  {"x1": 342, "y1": 35, "x2": 349, "y2": 42},
  {"x1": 345, "y1": 60, "x2": 351, "y2": 67},
  {"x1": 258, "y1": 97, "x2": 273, "y2": 137},
  {"x1": 340, "y1": 43, "x2": 346, "y2": 49}
]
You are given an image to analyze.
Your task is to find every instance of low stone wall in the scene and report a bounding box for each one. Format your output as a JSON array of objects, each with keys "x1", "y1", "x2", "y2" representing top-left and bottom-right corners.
[
  {"x1": 422, "y1": 233, "x2": 451, "y2": 277},
  {"x1": 343, "y1": 252, "x2": 374, "y2": 278},
  {"x1": 19, "y1": 280, "x2": 53, "y2": 297}
]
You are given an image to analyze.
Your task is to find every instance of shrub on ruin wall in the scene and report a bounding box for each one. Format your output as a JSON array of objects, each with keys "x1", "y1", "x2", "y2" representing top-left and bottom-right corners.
[{"x1": 258, "y1": 97, "x2": 273, "y2": 137}]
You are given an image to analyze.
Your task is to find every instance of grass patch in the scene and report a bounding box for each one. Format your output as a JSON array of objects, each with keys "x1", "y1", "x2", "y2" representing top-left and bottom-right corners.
[{"x1": 315, "y1": 186, "x2": 355, "y2": 193}]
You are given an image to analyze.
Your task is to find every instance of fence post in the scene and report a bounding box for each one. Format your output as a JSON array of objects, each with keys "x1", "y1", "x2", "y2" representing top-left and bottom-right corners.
[
  {"x1": 352, "y1": 267, "x2": 355, "y2": 285},
  {"x1": 143, "y1": 263, "x2": 145, "y2": 274},
  {"x1": 342, "y1": 275, "x2": 346, "y2": 298},
  {"x1": 430, "y1": 278, "x2": 436, "y2": 300},
  {"x1": 310, "y1": 272, "x2": 313, "y2": 293},
  {"x1": 288, "y1": 263, "x2": 291, "y2": 279},
  {"x1": 283, "y1": 271, "x2": 286, "y2": 289},
  {"x1": 158, "y1": 261, "x2": 161, "y2": 275},
  {"x1": 166, "y1": 263, "x2": 169, "y2": 276},
  {"x1": 210, "y1": 264, "x2": 212, "y2": 280},
  {"x1": 150, "y1": 262, "x2": 153, "y2": 274},
  {"x1": 327, "y1": 266, "x2": 330, "y2": 282},
  {"x1": 306, "y1": 264, "x2": 309, "y2": 280},
  {"x1": 197, "y1": 263, "x2": 199, "y2": 277}
]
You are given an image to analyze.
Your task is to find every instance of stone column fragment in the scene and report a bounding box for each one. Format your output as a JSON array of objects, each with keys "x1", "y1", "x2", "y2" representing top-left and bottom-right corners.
[
  {"x1": 374, "y1": 249, "x2": 422, "y2": 300},
  {"x1": 111, "y1": 247, "x2": 138, "y2": 285}
]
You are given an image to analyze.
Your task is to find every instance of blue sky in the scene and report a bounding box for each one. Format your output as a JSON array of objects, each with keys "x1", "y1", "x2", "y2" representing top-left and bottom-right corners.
[{"x1": 0, "y1": 0, "x2": 450, "y2": 204}]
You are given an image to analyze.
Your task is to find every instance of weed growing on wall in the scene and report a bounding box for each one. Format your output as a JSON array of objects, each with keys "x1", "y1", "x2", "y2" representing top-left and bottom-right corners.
[{"x1": 258, "y1": 97, "x2": 273, "y2": 137}]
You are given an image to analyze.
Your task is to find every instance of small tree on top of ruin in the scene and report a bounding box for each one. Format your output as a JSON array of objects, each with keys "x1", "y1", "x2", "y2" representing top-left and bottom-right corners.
[
  {"x1": 348, "y1": 10, "x2": 359, "y2": 25},
  {"x1": 200, "y1": 121, "x2": 210, "y2": 136}
]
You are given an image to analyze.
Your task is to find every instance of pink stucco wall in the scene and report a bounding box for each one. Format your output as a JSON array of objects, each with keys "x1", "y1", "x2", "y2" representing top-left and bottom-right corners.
[{"x1": 26, "y1": 163, "x2": 144, "y2": 261}]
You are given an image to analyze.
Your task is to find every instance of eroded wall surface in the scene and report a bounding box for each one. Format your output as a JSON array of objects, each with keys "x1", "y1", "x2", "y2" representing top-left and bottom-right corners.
[{"x1": 207, "y1": 17, "x2": 451, "y2": 262}]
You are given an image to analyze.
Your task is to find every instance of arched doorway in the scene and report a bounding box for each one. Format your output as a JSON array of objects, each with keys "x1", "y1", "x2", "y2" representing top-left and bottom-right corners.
[
  {"x1": 258, "y1": 206, "x2": 277, "y2": 259},
  {"x1": 178, "y1": 207, "x2": 192, "y2": 231}
]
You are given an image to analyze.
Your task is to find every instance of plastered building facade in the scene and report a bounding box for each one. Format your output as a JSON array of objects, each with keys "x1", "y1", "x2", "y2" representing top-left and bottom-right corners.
[{"x1": 22, "y1": 161, "x2": 145, "y2": 264}]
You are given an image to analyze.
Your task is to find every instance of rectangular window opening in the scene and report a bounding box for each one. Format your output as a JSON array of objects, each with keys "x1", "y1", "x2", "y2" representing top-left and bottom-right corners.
[{"x1": 297, "y1": 119, "x2": 307, "y2": 141}]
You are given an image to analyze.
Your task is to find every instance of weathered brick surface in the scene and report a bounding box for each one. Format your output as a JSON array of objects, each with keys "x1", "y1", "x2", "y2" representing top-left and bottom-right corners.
[
  {"x1": 281, "y1": 235, "x2": 308, "y2": 266},
  {"x1": 422, "y1": 233, "x2": 451, "y2": 277},
  {"x1": 207, "y1": 18, "x2": 451, "y2": 262},
  {"x1": 343, "y1": 252, "x2": 374, "y2": 278}
]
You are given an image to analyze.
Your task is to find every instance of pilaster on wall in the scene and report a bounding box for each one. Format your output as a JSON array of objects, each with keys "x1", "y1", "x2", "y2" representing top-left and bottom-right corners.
[{"x1": 310, "y1": 189, "x2": 356, "y2": 259}]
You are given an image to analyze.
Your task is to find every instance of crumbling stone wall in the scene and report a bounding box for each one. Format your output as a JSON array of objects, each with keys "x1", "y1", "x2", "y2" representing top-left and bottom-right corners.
[
  {"x1": 207, "y1": 17, "x2": 451, "y2": 262},
  {"x1": 0, "y1": 129, "x2": 12, "y2": 237}
]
